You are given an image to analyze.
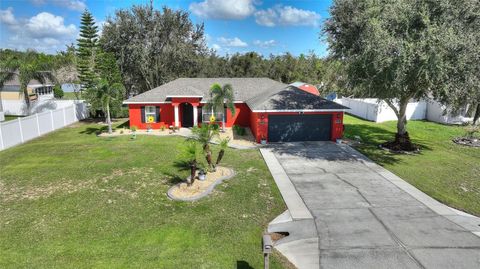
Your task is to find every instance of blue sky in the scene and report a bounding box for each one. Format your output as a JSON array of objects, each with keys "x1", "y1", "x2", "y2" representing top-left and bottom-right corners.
[{"x1": 0, "y1": 0, "x2": 332, "y2": 56}]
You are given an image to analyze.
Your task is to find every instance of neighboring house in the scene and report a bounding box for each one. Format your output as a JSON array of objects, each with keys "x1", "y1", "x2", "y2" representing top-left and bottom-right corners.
[
  {"x1": 123, "y1": 78, "x2": 348, "y2": 143},
  {"x1": 0, "y1": 73, "x2": 54, "y2": 102},
  {"x1": 0, "y1": 74, "x2": 73, "y2": 116}
]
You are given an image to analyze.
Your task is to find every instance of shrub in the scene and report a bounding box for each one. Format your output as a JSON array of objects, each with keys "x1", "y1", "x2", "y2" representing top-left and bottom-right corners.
[
  {"x1": 111, "y1": 106, "x2": 129, "y2": 118},
  {"x1": 233, "y1": 125, "x2": 246, "y2": 136},
  {"x1": 53, "y1": 85, "x2": 64, "y2": 99},
  {"x1": 464, "y1": 126, "x2": 480, "y2": 139}
]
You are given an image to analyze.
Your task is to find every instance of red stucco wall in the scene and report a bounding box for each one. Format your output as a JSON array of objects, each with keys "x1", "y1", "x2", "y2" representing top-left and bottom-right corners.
[
  {"x1": 128, "y1": 104, "x2": 174, "y2": 129},
  {"x1": 249, "y1": 111, "x2": 344, "y2": 143},
  {"x1": 129, "y1": 102, "x2": 251, "y2": 129},
  {"x1": 225, "y1": 103, "x2": 251, "y2": 127}
]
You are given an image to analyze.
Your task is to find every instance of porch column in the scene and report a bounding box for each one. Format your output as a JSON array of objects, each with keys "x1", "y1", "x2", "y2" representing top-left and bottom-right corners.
[
  {"x1": 174, "y1": 104, "x2": 179, "y2": 127},
  {"x1": 193, "y1": 105, "x2": 198, "y2": 127}
]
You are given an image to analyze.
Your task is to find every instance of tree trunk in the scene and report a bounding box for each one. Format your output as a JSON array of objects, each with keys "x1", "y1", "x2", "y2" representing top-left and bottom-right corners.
[
  {"x1": 206, "y1": 150, "x2": 212, "y2": 170},
  {"x1": 473, "y1": 103, "x2": 480, "y2": 125},
  {"x1": 222, "y1": 112, "x2": 226, "y2": 132},
  {"x1": 106, "y1": 102, "x2": 112, "y2": 134},
  {"x1": 189, "y1": 160, "x2": 197, "y2": 185},
  {"x1": 23, "y1": 86, "x2": 31, "y2": 115},
  {"x1": 216, "y1": 149, "x2": 224, "y2": 166},
  {"x1": 384, "y1": 98, "x2": 417, "y2": 151}
]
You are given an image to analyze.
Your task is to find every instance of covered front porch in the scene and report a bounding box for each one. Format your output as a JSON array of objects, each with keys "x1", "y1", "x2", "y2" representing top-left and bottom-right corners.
[{"x1": 128, "y1": 96, "x2": 225, "y2": 129}]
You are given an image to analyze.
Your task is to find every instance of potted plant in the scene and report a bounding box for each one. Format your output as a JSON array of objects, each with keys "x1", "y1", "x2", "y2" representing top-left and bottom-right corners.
[
  {"x1": 260, "y1": 136, "x2": 267, "y2": 145},
  {"x1": 198, "y1": 169, "x2": 206, "y2": 181},
  {"x1": 130, "y1": 125, "x2": 138, "y2": 139}
]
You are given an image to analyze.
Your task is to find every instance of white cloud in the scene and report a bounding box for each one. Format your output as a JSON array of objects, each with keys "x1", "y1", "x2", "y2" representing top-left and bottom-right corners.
[
  {"x1": 212, "y1": 44, "x2": 221, "y2": 50},
  {"x1": 0, "y1": 7, "x2": 16, "y2": 25},
  {"x1": 218, "y1": 37, "x2": 248, "y2": 47},
  {"x1": 253, "y1": 39, "x2": 276, "y2": 48},
  {"x1": 189, "y1": 0, "x2": 255, "y2": 19},
  {"x1": 253, "y1": 8, "x2": 276, "y2": 27},
  {"x1": 255, "y1": 5, "x2": 320, "y2": 27},
  {"x1": 0, "y1": 9, "x2": 78, "y2": 54},
  {"x1": 30, "y1": 0, "x2": 87, "y2": 11},
  {"x1": 25, "y1": 12, "x2": 77, "y2": 38}
]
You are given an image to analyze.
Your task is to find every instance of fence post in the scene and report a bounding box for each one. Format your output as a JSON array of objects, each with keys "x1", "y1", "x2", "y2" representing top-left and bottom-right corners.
[
  {"x1": 50, "y1": 110, "x2": 55, "y2": 130},
  {"x1": 36, "y1": 113, "x2": 41, "y2": 135},
  {"x1": 63, "y1": 107, "x2": 67, "y2": 126},
  {"x1": 18, "y1": 118, "x2": 24, "y2": 143},
  {"x1": 0, "y1": 123, "x2": 4, "y2": 150},
  {"x1": 73, "y1": 104, "x2": 77, "y2": 121}
]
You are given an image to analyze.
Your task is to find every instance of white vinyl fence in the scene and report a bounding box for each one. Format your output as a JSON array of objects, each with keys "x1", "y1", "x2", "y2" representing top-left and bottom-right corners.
[
  {"x1": 336, "y1": 97, "x2": 471, "y2": 124},
  {"x1": 1, "y1": 99, "x2": 84, "y2": 116},
  {"x1": 0, "y1": 103, "x2": 88, "y2": 151}
]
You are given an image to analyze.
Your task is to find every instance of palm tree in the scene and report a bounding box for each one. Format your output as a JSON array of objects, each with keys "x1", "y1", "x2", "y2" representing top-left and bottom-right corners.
[
  {"x1": 0, "y1": 52, "x2": 55, "y2": 114},
  {"x1": 190, "y1": 124, "x2": 219, "y2": 171},
  {"x1": 95, "y1": 79, "x2": 124, "y2": 134},
  {"x1": 207, "y1": 83, "x2": 235, "y2": 132},
  {"x1": 177, "y1": 140, "x2": 198, "y2": 185},
  {"x1": 215, "y1": 138, "x2": 230, "y2": 168}
]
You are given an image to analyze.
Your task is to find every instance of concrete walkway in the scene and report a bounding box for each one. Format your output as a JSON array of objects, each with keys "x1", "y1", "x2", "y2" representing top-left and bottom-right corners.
[{"x1": 261, "y1": 142, "x2": 480, "y2": 269}]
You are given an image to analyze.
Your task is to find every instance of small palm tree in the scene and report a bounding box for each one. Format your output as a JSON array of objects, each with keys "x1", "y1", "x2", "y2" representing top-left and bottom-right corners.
[
  {"x1": 207, "y1": 83, "x2": 235, "y2": 132},
  {"x1": 190, "y1": 124, "x2": 219, "y2": 170},
  {"x1": 215, "y1": 138, "x2": 230, "y2": 168},
  {"x1": 94, "y1": 79, "x2": 125, "y2": 134},
  {"x1": 177, "y1": 140, "x2": 198, "y2": 185},
  {"x1": 0, "y1": 52, "x2": 55, "y2": 114}
]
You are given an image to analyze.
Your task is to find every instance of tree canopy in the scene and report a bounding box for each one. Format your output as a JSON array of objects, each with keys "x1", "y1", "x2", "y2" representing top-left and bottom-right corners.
[{"x1": 324, "y1": 0, "x2": 480, "y2": 149}]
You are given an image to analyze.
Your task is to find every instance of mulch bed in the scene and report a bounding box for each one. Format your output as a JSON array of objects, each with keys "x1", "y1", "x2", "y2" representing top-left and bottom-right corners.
[{"x1": 453, "y1": 137, "x2": 480, "y2": 147}]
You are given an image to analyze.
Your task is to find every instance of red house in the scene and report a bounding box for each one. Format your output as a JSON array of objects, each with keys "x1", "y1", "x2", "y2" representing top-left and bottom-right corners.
[{"x1": 123, "y1": 78, "x2": 348, "y2": 143}]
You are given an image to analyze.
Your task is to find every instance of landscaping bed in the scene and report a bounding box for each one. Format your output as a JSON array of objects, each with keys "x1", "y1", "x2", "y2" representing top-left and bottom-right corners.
[
  {"x1": 0, "y1": 120, "x2": 287, "y2": 268},
  {"x1": 168, "y1": 166, "x2": 235, "y2": 201}
]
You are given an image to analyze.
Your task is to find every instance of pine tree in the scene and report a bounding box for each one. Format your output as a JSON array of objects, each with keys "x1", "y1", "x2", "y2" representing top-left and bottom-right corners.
[{"x1": 76, "y1": 9, "x2": 98, "y2": 91}]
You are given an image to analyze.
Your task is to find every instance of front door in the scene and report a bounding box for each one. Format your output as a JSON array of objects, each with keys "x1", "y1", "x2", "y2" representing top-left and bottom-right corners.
[{"x1": 181, "y1": 103, "x2": 194, "y2": 127}]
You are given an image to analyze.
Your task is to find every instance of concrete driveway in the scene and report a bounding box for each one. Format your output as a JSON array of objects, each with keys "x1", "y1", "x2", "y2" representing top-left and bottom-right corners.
[{"x1": 261, "y1": 142, "x2": 480, "y2": 269}]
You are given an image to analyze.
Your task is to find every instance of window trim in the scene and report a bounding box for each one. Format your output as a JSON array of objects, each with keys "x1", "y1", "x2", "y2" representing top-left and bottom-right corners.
[{"x1": 145, "y1": 106, "x2": 157, "y2": 123}]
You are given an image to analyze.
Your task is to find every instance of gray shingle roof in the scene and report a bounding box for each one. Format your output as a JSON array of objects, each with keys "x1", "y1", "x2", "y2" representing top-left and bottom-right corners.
[
  {"x1": 246, "y1": 85, "x2": 348, "y2": 111},
  {"x1": 123, "y1": 77, "x2": 348, "y2": 111},
  {"x1": 124, "y1": 77, "x2": 287, "y2": 103}
]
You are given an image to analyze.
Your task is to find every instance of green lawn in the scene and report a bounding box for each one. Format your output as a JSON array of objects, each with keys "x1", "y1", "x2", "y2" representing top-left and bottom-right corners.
[
  {"x1": 62, "y1": 92, "x2": 83, "y2": 99},
  {"x1": 344, "y1": 115, "x2": 480, "y2": 216},
  {"x1": 0, "y1": 121, "x2": 287, "y2": 268}
]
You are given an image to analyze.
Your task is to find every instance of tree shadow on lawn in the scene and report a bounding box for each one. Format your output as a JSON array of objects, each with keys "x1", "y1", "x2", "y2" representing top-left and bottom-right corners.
[
  {"x1": 79, "y1": 126, "x2": 108, "y2": 135},
  {"x1": 345, "y1": 122, "x2": 432, "y2": 166},
  {"x1": 236, "y1": 261, "x2": 254, "y2": 269},
  {"x1": 162, "y1": 160, "x2": 191, "y2": 185}
]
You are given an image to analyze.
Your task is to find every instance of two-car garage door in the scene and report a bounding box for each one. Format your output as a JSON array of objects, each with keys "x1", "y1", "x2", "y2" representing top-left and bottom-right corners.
[{"x1": 268, "y1": 114, "x2": 332, "y2": 142}]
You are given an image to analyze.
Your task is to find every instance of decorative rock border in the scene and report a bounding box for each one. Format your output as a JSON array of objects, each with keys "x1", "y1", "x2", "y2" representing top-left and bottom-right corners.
[
  {"x1": 167, "y1": 167, "x2": 235, "y2": 201},
  {"x1": 453, "y1": 137, "x2": 480, "y2": 147}
]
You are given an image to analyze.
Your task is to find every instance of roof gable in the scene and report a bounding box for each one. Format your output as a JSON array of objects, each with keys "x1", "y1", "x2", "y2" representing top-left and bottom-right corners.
[
  {"x1": 246, "y1": 85, "x2": 348, "y2": 111},
  {"x1": 124, "y1": 77, "x2": 287, "y2": 103}
]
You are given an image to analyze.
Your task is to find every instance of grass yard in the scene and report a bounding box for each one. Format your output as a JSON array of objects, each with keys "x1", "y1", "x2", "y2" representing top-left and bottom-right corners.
[
  {"x1": 0, "y1": 120, "x2": 287, "y2": 268},
  {"x1": 62, "y1": 92, "x2": 83, "y2": 100},
  {"x1": 344, "y1": 115, "x2": 480, "y2": 216}
]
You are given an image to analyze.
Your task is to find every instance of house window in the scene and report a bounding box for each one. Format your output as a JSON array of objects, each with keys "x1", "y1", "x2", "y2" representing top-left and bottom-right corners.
[
  {"x1": 145, "y1": 106, "x2": 156, "y2": 123},
  {"x1": 202, "y1": 108, "x2": 224, "y2": 122}
]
